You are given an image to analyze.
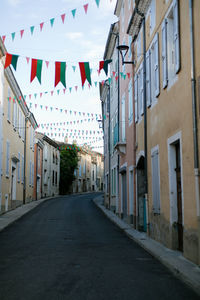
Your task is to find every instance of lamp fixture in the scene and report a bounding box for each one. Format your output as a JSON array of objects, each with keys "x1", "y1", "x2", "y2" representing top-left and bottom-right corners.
[{"x1": 117, "y1": 45, "x2": 134, "y2": 65}]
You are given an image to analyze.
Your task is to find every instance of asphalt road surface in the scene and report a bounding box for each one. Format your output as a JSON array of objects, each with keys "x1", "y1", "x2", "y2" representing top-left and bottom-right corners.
[{"x1": 0, "y1": 193, "x2": 199, "y2": 300}]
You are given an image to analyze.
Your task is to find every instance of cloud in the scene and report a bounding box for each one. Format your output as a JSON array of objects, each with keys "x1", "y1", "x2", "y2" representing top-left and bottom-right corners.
[
  {"x1": 7, "y1": 0, "x2": 22, "y2": 6},
  {"x1": 65, "y1": 32, "x2": 84, "y2": 40}
]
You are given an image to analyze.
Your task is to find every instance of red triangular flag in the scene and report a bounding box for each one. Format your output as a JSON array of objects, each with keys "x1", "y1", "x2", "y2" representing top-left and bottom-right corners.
[
  {"x1": 20, "y1": 30, "x2": 24, "y2": 39},
  {"x1": 40, "y1": 22, "x2": 44, "y2": 31},
  {"x1": 26, "y1": 57, "x2": 30, "y2": 64},
  {"x1": 2, "y1": 35, "x2": 6, "y2": 43},
  {"x1": 40, "y1": 92, "x2": 43, "y2": 98},
  {"x1": 63, "y1": 88, "x2": 66, "y2": 94},
  {"x1": 45, "y1": 61, "x2": 49, "y2": 68},
  {"x1": 83, "y1": 3, "x2": 89, "y2": 14},
  {"x1": 61, "y1": 13, "x2": 66, "y2": 24},
  {"x1": 51, "y1": 91, "x2": 54, "y2": 96}
]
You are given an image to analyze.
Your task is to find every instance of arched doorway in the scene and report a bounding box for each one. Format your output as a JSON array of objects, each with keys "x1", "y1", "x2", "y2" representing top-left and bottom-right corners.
[{"x1": 136, "y1": 155, "x2": 146, "y2": 231}]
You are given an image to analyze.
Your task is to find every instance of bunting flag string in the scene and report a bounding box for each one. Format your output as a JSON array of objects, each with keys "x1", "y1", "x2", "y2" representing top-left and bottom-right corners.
[
  {"x1": 1, "y1": 1, "x2": 102, "y2": 44},
  {"x1": 38, "y1": 126, "x2": 103, "y2": 135},
  {"x1": 38, "y1": 117, "x2": 100, "y2": 127},
  {"x1": 3, "y1": 52, "x2": 113, "y2": 87}
]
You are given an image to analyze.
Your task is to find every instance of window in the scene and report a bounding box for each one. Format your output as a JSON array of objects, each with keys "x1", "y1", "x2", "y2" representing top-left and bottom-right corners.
[
  {"x1": 128, "y1": 80, "x2": 133, "y2": 125},
  {"x1": 17, "y1": 152, "x2": 20, "y2": 182},
  {"x1": 162, "y1": 0, "x2": 180, "y2": 89},
  {"x1": 151, "y1": 147, "x2": 161, "y2": 213},
  {"x1": 32, "y1": 162, "x2": 34, "y2": 187},
  {"x1": 7, "y1": 87, "x2": 11, "y2": 122},
  {"x1": 121, "y1": 94, "x2": 126, "y2": 142},
  {"x1": 149, "y1": 0, "x2": 156, "y2": 36},
  {"x1": 6, "y1": 140, "x2": 10, "y2": 177},
  {"x1": 138, "y1": 63, "x2": 144, "y2": 116},
  {"x1": 128, "y1": 35, "x2": 132, "y2": 60},
  {"x1": 137, "y1": 32, "x2": 142, "y2": 61},
  {"x1": 29, "y1": 161, "x2": 31, "y2": 186},
  {"x1": 134, "y1": 74, "x2": 138, "y2": 122},
  {"x1": 52, "y1": 170, "x2": 54, "y2": 185},
  {"x1": 55, "y1": 172, "x2": 57, "y2": 185},
  {"x1": 79, "y1": 164, "x2": 82, "y2": 177},
  {"x1": 121, "y1": 0, "x2": 125, "y2": 32},
  {"x1": 21, "y1": 155, "x2": 24, "y2": 183},
  {"x1": 146, "y1": 33, "x2": 160, "y2": 106}
]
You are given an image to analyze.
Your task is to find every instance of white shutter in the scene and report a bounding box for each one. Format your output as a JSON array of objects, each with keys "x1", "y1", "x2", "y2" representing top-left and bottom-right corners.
[
  {"x1": 12, "y1": 101, "x2": 15, "y2": 126},
  {"x1": 6, "y1": 140, "x2": 10, "y2": 176},
  {"x1": 15, "y1": 103, "x2": 18, "y2": 128},
  {"x1": 154, "y1": 33, "x2": 160, "y2": 97},
  {"x1": 146, "y1": 50, "x2": 151, "y2": 107},
  {"x1": 128, "y1": 80, "x2": 133, "y2": 123},
  {"x1": 21, "y1": 155, "x2": 24, "y2": 183},
  {"x1": 134, "y1": 75, "x2": 138, "y2": 122},
  {"x1": 139, "y1": 64, "x2": 144, "y2": 116},
  {"x1": 162, "y1": 19, "x2": 168, "y2": 88},
  {"x1": 173, "y1": 0, "x2": 180, "y2": 73},
  {"x1": 18, "y1": 152, "x2": 20, "y2": 182},
  {"x1": 29, "y1": 161, "x2": 31, "y2": 185},
  {"x1": 151, "y1": 150, "x2": 160, "y2": 213},
  {"x1": 19, "y1": 110, "x2": 21, "y2": 136}
]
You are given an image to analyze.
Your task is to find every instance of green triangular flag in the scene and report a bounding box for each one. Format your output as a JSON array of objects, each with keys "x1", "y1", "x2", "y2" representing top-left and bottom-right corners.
[
  {"x1": 30, "y1": 26, "x2": 35, "y2": 35},
  {"x1": 34, "y1": 93, "x2": 37, "y2": 98},
  {"x1": 50, "y1": 18, "x2": 55, "y2": 27},
  {"x1": 71, "y1": 9, "x2": 76, "y2": 18},
  {"x1": 11, "y1": 32, "x2": 15, "y2": 41},
  {"x1": 57, "y1": 90, "x2": 60, "y2": 95},
  {"x1": 94, "y1": 81, "x2": 97, "y2": 87},
  {"x1": 95, "y1": 0, "x2": 100, "y2": 7},
  {"x1": 69, "y1": 87, "x2": 72, "y2": 93}
]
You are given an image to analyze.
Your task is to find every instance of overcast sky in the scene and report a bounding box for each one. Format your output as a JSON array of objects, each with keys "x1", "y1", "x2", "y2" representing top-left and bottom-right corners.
[{"x1": 0, "y1": 0, "x2": 117, "y2": 151}]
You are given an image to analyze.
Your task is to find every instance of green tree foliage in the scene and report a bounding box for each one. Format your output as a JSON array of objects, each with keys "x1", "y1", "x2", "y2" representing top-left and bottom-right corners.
[{"x1": 59, "y1": 145, "x2": 79, "y2": 194}]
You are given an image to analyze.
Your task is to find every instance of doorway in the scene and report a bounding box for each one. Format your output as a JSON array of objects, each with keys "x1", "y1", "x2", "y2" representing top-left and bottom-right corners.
[
  {"x1": 136, "y1": 156, "x2": 146, "y2": 231},
  {"x1": 168, "y1": 134, "x2": 183, "y2": 252}
]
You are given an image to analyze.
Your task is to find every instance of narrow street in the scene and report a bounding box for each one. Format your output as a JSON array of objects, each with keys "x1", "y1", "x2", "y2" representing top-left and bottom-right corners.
[{"x1": 0, "y1": 193, "x2": 198, "y2": 300}]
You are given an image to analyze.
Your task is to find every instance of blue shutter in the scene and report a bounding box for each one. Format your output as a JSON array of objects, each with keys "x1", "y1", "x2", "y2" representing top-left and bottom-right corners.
[
  {"x1": 154, "y1": 33, "x2": 160, "y2": 97},
  {"x1": 173, "y1": 0, "x2": 180, "y2": 73},
  {"x1": 151, "y1": 150, "x2": 160, "y2": 213},
  {"x1": 162, "y1": 19, "x2": 168, "y2": 88},
  {"x1": 146, "y1": 50, "x2": 151, "y2": 107},
  {"x1": 134, "y1": 74, "x2": 138, "y2": 122},
  {"x1": 139, "y1": 63, "x2": 144, "y2": 116}
]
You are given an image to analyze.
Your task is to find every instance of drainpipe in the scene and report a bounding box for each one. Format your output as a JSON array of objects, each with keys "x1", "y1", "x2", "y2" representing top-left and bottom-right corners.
[
  {"x1": 189, "y1": 0, "x2": 200, "y2": 265},
  {"x1": 117, "y1": 32, "x2": 120, "y2": 216},
  {"x1": 142, "y1": 17, "x2": 149, "y2": 233},
  {"x1": 107, "y1": 83, "x2": 111, "y2": 209},
  {"x1": 23, "y1": 116, "x2": 28, "y2": 205}
]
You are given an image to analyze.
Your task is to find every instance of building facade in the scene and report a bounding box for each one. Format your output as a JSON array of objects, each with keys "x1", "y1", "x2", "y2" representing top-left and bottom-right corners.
[
  {"x1": 36, "y1": 132, "x2": 60, "y2": 198},
  {"x1": 101, "y1": 0, "x2": 200, "y2": 265},
  {"x1": 72, "y1": 145, "x2": 104, "y2": 194},
  {"x1": 0, "y1": 38, "x2": 37, "y2": 213}
]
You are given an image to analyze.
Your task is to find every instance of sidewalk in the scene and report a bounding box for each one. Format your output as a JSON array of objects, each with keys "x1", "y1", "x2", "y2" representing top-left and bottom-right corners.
[
  {"x1": 0, "y1": 196, "x2": 55, "y2": 232},
  {"x1": 93, "y1": 195, "x2": 200, "y2": 296}
]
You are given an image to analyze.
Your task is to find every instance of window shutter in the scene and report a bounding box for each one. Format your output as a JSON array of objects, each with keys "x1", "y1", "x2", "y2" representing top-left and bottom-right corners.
[
  {"x1": 146, "y1": 50, "x2": 151, "y2": 107},
  {"x1": 140, "y1": 63, "x2": 144, "y2": 116},
  {"x1": 154, "y1": 33, "x2": 160, "y2": 97},
  {"x1": 21, "y1": 156, "x2": 24, "y2": 183},
  {"x1": 162, "y1": 19, "x2": 168, "y2": 88},
  {"x1": 134, "y1": 74, "x2": 138, "y2": 122},
  {"x1": 12, "y1": 101, "x2": 15, "y2": 126},
  {"x1": 151, "y1": 150, "x2": 160, "y2": 213},
  {"x1": 15, "y1": 104, "x2": 18, "y2": 128},
  {"x1": 129, "y1": 81, "x2": 133, "y2": 123},
  {"x1": 173, "y1": 0, "x2": 180, "y2": 73},
  {"x1": 6, "y1": 141, "x2": 10, "y2": 176},
  {"x1": 19, "y1": 110, "x2": 21, "y2": 136},
  {"x1": 29, "y1": 161, "x2": 31, "y2": 185},
  {"x1": 18, "y1": 152, "x2": 20, "y2": 182}
]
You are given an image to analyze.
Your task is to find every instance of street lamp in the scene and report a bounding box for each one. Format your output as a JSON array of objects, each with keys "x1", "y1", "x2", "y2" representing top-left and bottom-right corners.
[{"x1": 117, "y1": 45, "x2": 135, "y2": 65}]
